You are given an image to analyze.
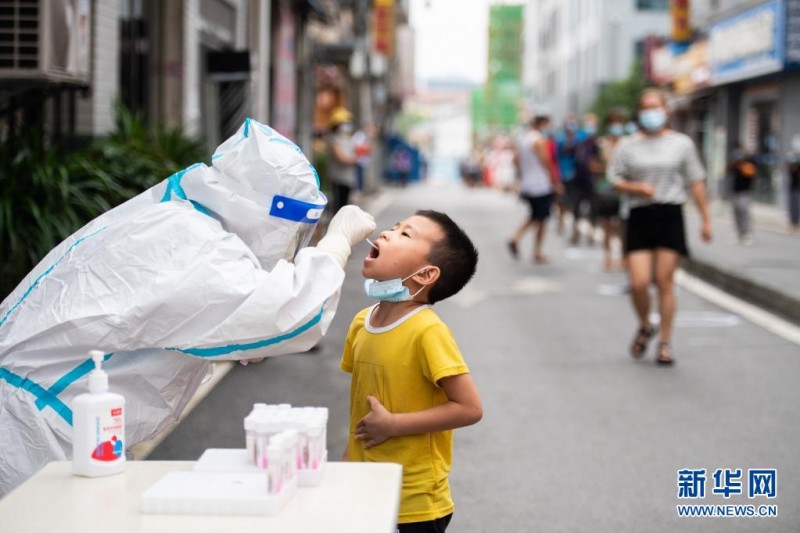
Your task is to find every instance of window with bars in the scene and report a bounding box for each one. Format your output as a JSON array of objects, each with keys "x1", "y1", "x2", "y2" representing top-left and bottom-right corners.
[{"x1": 0, "y1": 0, "x2": 40, "y2": 70}]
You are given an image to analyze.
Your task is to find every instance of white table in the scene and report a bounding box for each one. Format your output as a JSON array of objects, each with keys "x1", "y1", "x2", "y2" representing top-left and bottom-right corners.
[{"x1": 0, "y1": 461, "x2": 402, "y2": 533}]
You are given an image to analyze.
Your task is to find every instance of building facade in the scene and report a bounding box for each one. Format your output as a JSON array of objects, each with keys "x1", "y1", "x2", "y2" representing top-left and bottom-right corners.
[
  {"x1": 649, "y1": 0, "x2": 800, "y2": 207},
  {"x1": 1, "y1": 0, "x2": 411, "y2": 171},
  {"x1": 522, "y1": 0, "x2": 671, "y2": 122}
]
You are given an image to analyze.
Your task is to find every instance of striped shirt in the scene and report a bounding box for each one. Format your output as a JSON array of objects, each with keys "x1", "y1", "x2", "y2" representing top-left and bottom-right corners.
[{"x1": 608, "y1": 131, "x2": 705, "y2": 208}]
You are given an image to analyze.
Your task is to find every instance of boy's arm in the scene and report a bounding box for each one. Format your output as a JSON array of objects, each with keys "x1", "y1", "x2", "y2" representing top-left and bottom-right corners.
[{"x1": 355, "y1": 373, "x2": 482, "y2": 450}]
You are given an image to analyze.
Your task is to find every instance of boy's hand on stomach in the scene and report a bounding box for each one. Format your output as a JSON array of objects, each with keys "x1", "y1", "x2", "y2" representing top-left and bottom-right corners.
[{"x1": 355, "y1": 396, "x2": 394, "y2": 449}]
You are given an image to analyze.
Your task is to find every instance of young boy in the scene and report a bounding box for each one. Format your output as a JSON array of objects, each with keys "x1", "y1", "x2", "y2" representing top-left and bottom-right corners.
[{"x1": 340, "y1": 210, "x2": 482, "y2": 532}]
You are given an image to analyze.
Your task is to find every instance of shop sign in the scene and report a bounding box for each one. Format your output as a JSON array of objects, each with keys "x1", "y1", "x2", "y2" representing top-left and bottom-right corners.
[
  {"x1": 674, "y1": 39, "x2": 711, "y2": 94},
  {"x1": 787, "y1": 0, "x2": 800, "y2": 65},
  {"x1": 648, "y1": 42, "x2": 677, "y2": 85},
  {"x1": 273, "y1": 6, "x2": 297, "y2": 140},
  {"x1": 373, "y1": 0, "x2": 395, "y2": 56},
  {"x1": 671, "y1": 0, "x2": 692, "y2": 42},
  {"x1": 709, "y1": 0, "x2": 785, "y2": 84}
]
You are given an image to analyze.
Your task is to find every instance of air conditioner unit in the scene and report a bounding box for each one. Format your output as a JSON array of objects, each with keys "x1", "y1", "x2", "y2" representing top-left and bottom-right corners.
[{"x1": 0, "y1": 0, "x2": 91, "y2": 85}]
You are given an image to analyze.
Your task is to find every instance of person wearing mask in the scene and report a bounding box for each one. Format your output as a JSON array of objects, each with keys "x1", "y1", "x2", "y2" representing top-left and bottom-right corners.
[
  {"x1": 0, "y1": 118, "x2": 377, "y2": 496},
  {"x1": 728, "y1": 143, "x2": 757, "y2": 245},
  {"x1": 555, "y1": 114, "x2": 584, "y2": 234},
  {"x1": 570, "y1": 113, "x2": 601, "y2": 245},
  {"x1": 608, "y1": 89, "x2": 712, "y2": 365},
  {"x1": 327, "y1": 107, "x2": 359, "y2": 212},
  {"x1": 595, "y1": 110, "x2": 627, "y2": 269},
  {"x1": 353, "y1": 122, "x2": 376, "y2": 191},
  {"x1": 507, "y1": 115, "x2": 564, "y2": 263}
]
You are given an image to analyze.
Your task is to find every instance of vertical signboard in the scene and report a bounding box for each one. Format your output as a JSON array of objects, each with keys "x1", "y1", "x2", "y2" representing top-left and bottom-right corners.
[
  {"x1": 373, "y1": 0, "x2": 395, "y2": 56},
  {"x1": 670, "y1": 0, "x2": 692, "y2": 42},
  {"x1": 787, "y1": 0, "x2": 800, "y2": 65},
  {"x1": 273, "y1": 3, "x2": 297, "y2": 139}
]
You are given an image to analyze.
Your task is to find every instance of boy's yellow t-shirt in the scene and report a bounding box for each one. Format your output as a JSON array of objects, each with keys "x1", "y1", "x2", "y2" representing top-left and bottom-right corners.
[{"x1": 340, "y1": 304, "x2": 470, "y2": 524}]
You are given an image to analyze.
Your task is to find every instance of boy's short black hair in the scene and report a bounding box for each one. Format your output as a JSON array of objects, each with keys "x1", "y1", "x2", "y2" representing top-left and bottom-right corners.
[{"x1": 416, "y1": 210, "x2": 478, "y2": 304}]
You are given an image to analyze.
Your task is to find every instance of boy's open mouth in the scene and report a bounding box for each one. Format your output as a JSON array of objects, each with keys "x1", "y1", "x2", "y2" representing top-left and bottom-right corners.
[{"x1": 368, "y1": 244, "x2": 380, "y2": 259}]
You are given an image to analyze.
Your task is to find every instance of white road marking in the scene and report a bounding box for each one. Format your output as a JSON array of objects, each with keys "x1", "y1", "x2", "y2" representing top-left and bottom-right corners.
[
  {"x1": 676, "y1": 269, "x2": 800, "y2": 346},
  {"x1": 513, "y1": 276, "x2": 564, "y2": 294}
]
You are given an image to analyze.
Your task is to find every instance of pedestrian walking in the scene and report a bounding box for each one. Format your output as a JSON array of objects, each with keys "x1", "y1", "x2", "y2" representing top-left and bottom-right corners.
[
  {"x1": 608, "y1": 88, "x2": 712, "y2": 364},
  {"x1": 459, "y1": 149, "x2": 484, "y2": 188},
  {"x1": 595, "y1": 110, "x2": 627, "y2": 270},
  {"x1": 507, "y1": 115, "x2": 564, "y2": 264},
  {"x1": 353, "y1": 122, "x2": 376, "y2": 191},
  {"x1": 327, "y1": 107, "x2": 358, "y2": 212},
  {"x1": 343, "y1": 210, "x2": 482, "y2": 532},
  {"x1": 728, "y1": 143, "x2": 757, "y2": 245},
  {"x1": 570, "y1": 113, "x2": 601, "y2": 245},
  {"x1": 788, "y1": 135, "x2": 800, "y2": 234},
  {"x1": 555, "y1": 113, "x2": 584, "y2": 235},
  {"x1": 487, "y1": 135, "x2": 517, "y2": 191}
]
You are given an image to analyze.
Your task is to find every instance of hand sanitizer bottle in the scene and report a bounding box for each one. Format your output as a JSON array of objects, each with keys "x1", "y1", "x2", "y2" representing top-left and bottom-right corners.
[{"x1": 72, "y1": 350, "x2": 126, "y2": 477}]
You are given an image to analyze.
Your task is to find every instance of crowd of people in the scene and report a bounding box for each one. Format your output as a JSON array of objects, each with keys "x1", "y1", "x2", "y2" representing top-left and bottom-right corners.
[
  {"x1": 500, "y1": 88, "x2": 715, "y2": 365},
  {"x1": 468, "y1": 108, "x2": 636, "y2": 270}
]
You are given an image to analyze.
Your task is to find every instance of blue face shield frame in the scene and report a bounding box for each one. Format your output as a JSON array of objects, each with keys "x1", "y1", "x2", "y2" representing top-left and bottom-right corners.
[{"x1": 268, "y1": 193, "x2": 328, "y2": 258}]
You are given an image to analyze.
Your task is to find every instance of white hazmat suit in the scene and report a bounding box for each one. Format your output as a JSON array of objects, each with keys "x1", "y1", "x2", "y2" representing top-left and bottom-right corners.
[{"x1": 0, "y1": 119, "x2": 375, "y2": 496}]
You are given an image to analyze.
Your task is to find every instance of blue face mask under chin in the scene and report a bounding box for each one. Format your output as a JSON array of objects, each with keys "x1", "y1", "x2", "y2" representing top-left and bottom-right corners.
[{"x1": 364, "y1": 266, "x2": 431, "y2": 302}]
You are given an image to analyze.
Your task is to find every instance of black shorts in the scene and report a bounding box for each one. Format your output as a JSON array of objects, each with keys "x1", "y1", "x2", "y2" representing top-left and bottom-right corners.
[
  {"x1": 521, "y1": 193, "x2": 554, "y2": 220},
  {"x1": 593, "y1": 196, "x2": 621, "y2": 219},
  {"x1": 625, "y1": 204, "x2": 689, "y2": 256},
  {"x1": 397, "y1": 513, "x2": 452, "y2": 533}
]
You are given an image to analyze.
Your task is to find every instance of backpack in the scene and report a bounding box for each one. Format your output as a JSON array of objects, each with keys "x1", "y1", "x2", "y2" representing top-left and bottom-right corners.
[{"x1": 739, "y1": 161, "x2": 757, "y2": 178}]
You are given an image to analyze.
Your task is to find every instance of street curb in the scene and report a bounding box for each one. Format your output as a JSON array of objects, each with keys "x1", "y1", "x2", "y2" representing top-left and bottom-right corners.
[{"x1": 682, "y1": 258, "x2": 800, "y2": 326}]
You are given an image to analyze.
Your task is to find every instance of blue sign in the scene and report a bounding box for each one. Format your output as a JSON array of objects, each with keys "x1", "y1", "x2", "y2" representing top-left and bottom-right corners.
[
  {"x1": 787, "y1": 0, "x2": 800, "y2": 66},
  {"x1": 710, "y1": 0, "x2": 786, "y2": 84}
]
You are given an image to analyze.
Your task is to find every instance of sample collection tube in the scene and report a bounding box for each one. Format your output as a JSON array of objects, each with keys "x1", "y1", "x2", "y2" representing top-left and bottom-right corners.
[{"x1": 244, "y1": 402, "x2": 328, "y2": 472}]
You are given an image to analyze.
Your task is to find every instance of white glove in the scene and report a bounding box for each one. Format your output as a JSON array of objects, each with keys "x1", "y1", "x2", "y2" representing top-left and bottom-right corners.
[{"x1": 316, "y1": 205, "x2": 376, "y2": 268}]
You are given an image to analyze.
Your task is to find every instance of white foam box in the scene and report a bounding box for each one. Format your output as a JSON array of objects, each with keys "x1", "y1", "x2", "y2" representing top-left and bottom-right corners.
[
  {"x1": 141, "y1": 470, "x2": 296, "y2": 516},
  {"x1": 193, "y1": 448, "x2": 327, "y2": 487}
]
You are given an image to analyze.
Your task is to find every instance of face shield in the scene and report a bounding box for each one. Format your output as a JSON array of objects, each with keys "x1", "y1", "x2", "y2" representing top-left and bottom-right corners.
[{"x1": 268, "y1": 192, "x2": 327, "y2": 261}]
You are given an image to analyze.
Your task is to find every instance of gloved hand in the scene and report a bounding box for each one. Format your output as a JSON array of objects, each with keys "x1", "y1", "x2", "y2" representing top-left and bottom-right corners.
[{"x1": 316, "y1": 205, "x2": 376, "y2": 267}]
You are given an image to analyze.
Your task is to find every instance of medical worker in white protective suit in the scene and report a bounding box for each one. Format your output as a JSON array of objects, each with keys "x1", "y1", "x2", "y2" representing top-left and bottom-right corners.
[{"x1": 0, "y1": 119, "x2": 376, "y2": 496}]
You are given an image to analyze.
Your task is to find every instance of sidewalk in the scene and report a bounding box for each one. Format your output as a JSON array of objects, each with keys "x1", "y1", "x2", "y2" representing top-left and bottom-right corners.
[{"x1": 683, "y1": 200, "x2": 800, "y2": 325}]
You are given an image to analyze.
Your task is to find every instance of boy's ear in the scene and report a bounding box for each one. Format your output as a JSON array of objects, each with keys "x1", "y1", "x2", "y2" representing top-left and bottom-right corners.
[{"x1": 416, "y1": 266, "x2": 440, "y2": 287}]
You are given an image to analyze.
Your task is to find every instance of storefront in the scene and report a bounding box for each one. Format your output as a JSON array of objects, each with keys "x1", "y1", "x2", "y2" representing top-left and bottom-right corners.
[{"x1": 708, "y1": 0, "x2": 800, "y2": 206}]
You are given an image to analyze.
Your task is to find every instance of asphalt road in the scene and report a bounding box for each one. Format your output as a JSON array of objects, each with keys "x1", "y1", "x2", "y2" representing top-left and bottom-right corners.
[{"x1": 149, "y1": 181, "x2": 800, "y2": 532}]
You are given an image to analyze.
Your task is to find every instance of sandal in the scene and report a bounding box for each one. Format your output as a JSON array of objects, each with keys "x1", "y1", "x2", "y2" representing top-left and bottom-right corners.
[
  {"x1": 656, "y1": 341, "x2": 674, "y2": 365},
  {"x1": 630, "y1": 325, "x2": 657, "y2": 358},
  {"x1": 507, "y1": 240, "x2": 519, "y2": 260}
]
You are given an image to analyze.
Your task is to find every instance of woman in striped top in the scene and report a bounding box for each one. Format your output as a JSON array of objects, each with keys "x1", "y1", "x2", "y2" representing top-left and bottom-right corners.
[{"x1": 608, "y1": 88, "x2": 712, "y2": 365}]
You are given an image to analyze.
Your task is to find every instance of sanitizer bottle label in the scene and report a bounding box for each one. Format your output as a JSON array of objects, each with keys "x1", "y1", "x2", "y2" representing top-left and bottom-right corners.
[{"x1": 89, "y1": 407, "x2": 124, "y2": 461}]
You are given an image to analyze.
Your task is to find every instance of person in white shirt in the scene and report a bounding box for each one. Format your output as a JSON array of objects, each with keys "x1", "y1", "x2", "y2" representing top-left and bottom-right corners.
[{"x1": 506, "y1": 115, "x2": 564, "y2": 264}]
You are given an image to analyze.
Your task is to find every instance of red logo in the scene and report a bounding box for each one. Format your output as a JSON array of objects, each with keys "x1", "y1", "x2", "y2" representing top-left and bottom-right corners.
[{"x1": 111, "y1": 408, "x2": 122, "y2": 417}]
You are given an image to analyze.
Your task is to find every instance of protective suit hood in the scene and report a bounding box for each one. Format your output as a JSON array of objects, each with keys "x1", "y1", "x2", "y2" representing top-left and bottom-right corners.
[{"x1": 176, "y1": 119, "x2": 326, "y2": 268}]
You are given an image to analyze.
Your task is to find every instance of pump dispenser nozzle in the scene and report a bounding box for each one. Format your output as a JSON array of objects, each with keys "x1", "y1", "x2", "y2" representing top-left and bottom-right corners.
[{"x1": 88, "y1": 350, "x2": 108, "y2": 393}]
